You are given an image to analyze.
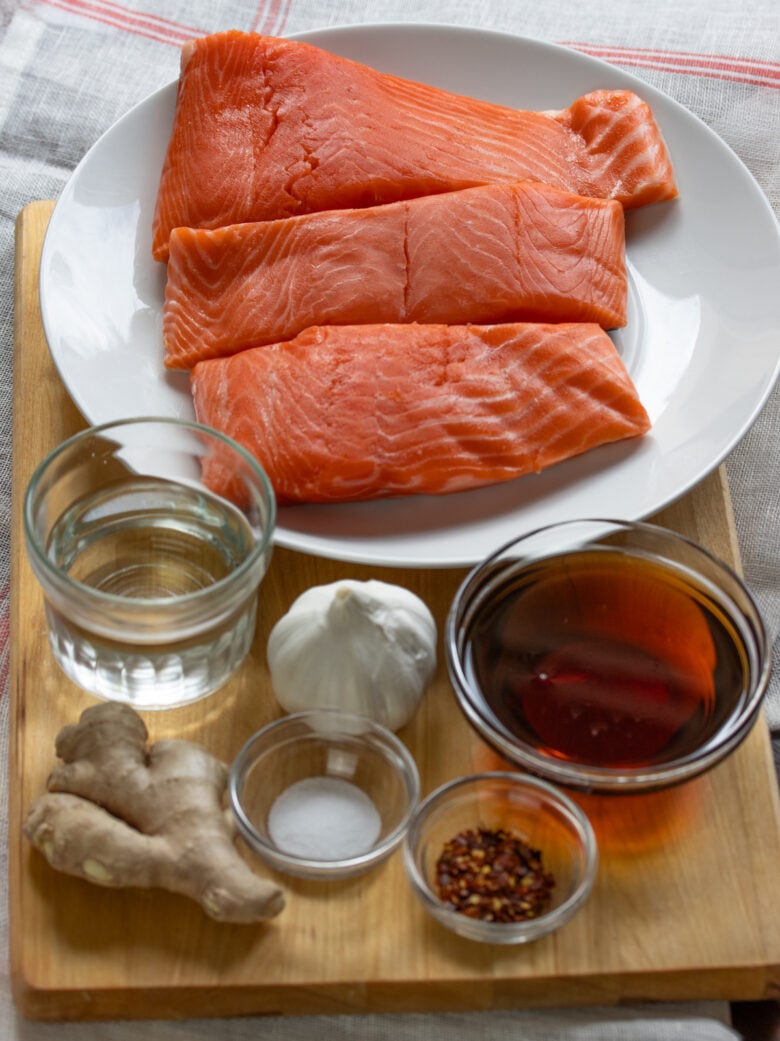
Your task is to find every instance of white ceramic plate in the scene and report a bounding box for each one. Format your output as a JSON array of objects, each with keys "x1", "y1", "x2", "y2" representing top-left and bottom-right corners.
[{"x1": 39, "y1": 24, "x2": 780, "y2": 568}]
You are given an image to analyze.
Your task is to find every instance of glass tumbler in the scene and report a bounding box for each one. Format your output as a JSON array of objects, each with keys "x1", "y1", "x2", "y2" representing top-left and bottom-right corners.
[{"x1": 24, "y1": 417, "x2": 276, "y2": 709}]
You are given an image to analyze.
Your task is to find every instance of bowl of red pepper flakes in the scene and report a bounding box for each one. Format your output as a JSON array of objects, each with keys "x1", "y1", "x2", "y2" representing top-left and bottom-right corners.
[{"x1": 403, "y1": 771, "x2": 597, "y2": 944}]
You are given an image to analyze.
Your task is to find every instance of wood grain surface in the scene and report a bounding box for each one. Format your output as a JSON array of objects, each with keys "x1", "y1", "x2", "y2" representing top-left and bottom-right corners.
[{"x1": 9, "y1": 200, "x2": 780, "y2": 1022}]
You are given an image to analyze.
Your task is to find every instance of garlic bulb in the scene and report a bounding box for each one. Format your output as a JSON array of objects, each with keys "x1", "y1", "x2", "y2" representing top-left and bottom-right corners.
[{"x1": 266, "y1": 579, "x2": 437, "y2": 731}]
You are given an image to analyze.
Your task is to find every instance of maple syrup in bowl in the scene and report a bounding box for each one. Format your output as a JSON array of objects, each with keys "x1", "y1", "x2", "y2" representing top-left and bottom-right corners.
[{"x1": 446, "y1": 520, "x2": 771, "y2": 794}]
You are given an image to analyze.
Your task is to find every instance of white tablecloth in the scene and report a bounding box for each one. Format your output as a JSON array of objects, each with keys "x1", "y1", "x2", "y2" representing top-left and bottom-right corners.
[{"x1": 1, "y1": 0, "x2": 777, "y2": 1036}]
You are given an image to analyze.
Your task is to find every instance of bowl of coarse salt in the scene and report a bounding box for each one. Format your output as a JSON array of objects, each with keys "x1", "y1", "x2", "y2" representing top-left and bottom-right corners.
[{"x1": 228, "y1": 709, "x2": 421, "y2": 880}]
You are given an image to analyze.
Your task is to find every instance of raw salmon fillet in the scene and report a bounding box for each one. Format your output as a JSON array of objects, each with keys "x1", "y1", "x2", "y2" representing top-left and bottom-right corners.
[
  {"x1": 164, "y1": 181, "x2": 626, "y2": 370},
  {"x1": 151, "y1": 31, "x2": 677, "y2": 261},
  {"x1": 191, "y1": 323, "x2": 650, "y2": 505}
]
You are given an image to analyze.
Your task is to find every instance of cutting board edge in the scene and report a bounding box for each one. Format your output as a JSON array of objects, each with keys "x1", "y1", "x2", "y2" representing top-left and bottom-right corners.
[{"x1": 11, "y1": 957, "x2": 780, "y2": 1023}]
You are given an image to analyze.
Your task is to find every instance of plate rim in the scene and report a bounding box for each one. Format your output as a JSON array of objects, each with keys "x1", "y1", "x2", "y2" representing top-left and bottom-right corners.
[{"x1": 38, "y1": 22, "x2": 780, "y2": 568}]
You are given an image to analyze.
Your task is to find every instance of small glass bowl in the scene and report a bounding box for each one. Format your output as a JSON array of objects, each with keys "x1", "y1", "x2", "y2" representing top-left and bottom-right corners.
[
  {"x1": 229, "y1": 710, "x2": 420, "y2": 880},
  {"x1": 403, "y1": 771, "x2": 597, "y2": 944},
  {"x1": 446, "y1": 519, "x2": 771, "y2": 795}
]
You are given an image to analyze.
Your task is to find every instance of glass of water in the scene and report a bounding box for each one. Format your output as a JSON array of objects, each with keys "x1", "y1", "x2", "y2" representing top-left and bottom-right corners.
[{"x1": 24, "y1": 417, "x2": 276, "y2": 709}]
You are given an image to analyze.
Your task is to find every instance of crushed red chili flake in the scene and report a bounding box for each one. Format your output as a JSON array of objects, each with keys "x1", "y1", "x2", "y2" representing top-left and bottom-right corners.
[{"x1": 434, "y1": 826, "x2": 555, "y2": 923}]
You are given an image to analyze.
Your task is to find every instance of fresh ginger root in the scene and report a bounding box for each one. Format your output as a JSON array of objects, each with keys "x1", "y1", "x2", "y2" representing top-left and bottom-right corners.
[{"x1": 23, "y1": 702, "x2": 285, "y2": 924}]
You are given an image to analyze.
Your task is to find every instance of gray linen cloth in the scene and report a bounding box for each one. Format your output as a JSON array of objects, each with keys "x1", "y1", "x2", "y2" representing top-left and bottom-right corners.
[{"x1": 1, "y1": 0, "x2": 777, "y2": 1037}]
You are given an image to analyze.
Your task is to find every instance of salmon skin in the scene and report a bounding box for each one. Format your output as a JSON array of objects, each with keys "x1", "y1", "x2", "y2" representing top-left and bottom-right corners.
[
  {"x1": 151, "y1": 30, "x2": 677, "y2": 262},
  {"x1": 191, "y1": 323, "x2": 651, "y2": 505},
  {"x1": 163, "y1": 181, "x2": 627, "y2": 371}
]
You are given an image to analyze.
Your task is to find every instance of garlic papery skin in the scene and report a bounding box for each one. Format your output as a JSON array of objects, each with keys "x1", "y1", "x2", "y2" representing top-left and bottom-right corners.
[{"x1": 266, "y1": 580, "x2": 437, "y2": 731}]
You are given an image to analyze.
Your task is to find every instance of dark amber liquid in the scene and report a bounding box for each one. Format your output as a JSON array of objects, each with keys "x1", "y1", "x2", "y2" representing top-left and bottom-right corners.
[{"x1": 465, "y1": 551, "x2": 748, "y2": 769}]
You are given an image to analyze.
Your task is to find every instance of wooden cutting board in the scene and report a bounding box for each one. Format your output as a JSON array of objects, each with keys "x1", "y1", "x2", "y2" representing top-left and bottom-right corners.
[{"x1": 9, "y1": 200, "x2": 780, "y2": 1022}]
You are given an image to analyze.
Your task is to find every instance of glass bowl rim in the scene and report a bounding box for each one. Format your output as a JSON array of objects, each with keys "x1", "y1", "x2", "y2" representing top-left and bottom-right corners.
[
  {"x1": 444, "y1": 517, "x2": 772, "y2": 793},
  {"x1": 228, "y1": 709, "x2": 422, "y2": 875},
  {"x1": 402, "y1": 769, "x2": 598, "y2": 940}
]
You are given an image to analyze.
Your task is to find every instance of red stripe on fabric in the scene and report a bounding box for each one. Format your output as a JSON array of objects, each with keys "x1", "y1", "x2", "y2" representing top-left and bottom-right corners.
[
  {"x1": 603, "y1": 60, "x2": 776, "y2": 89},
  {"x1": 274, "y1": 0, "x2": 293, "y2": 36},
  {"x1": 251, "y1": 0, "x2": 274, "y2": 33},
  {"x1": 562, "y1": 41, "x2": 780, "y2": 72},
  {"x1": 23, "y1": 4, "x2": 780, "y2": 79},
  {"x1": 563, "y1": 41, "x2": 780, "y2": 87},
  {"x1": 251, "y1": 0, "x2": 293, "y2": 35},
  {"x1": 31, "y1": 0, "x2": 204, "y2": 45},
  {"x1": 0, "y1": 587, "x2": 9, "y2": 699},
  {"x1": 577, "y1": 45, "x2": 780, "y2": 80},
  {"x1": 71, "y1": 0, "x2": 199, "y2": 36}
]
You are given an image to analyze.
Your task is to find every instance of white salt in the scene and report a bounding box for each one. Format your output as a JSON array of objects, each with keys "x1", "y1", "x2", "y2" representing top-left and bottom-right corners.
[{"x1": 267, "y1": 776, "x2": 382, "y2": 860}]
